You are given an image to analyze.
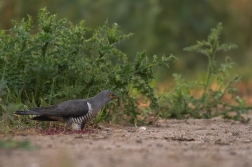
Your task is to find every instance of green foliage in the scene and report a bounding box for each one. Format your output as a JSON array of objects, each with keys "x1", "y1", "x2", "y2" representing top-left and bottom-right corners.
[
  {"x1": 160, "y1": 23, "x2": 252, "y2": 122},
  {"x1": 2, "y1": 0, "x2": 252, "y2": 79},
  {"x1": 0, "y1": 138, "x2": 38, "y2": 150},
  {"x1": 0, "y1": 8, "x2": 175, "y2": 127},
  {"x1": 0, "y1": 80, "x2": 24, "y2": 132}
]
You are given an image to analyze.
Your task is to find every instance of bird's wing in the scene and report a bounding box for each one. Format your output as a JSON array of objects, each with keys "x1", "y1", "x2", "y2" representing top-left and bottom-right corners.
[
  {"x1": 17, "y1": 100, "x2": 90, "y2": 117},
  {"x1": 57, "y1": 100, "x2": 90, "y2": 117}
]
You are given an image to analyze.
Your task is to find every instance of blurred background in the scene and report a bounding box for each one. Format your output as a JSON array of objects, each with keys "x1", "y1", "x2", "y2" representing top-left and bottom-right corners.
[{"x1": 1, "y1": 0, "x2": 251, "y2": 81}]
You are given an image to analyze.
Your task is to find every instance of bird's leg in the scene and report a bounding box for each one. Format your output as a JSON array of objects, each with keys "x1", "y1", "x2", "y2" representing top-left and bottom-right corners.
[
  {"x1": 71, "y1": 123, "x2": 82, "y2": 131},
  {"x1": 81, "y1": 122, "x2": 86, "y2": 130}
]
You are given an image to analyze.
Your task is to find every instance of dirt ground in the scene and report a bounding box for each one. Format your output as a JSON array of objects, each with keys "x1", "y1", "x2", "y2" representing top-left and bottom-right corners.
[{"x1": 1, "y1": 116, "x2": 252, "y2": 167}]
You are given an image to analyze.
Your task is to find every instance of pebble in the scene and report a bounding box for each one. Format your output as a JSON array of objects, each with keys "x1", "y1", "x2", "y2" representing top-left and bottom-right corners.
[{"x1": 139, "y1": 127, "x2": 146, "y2": 131}]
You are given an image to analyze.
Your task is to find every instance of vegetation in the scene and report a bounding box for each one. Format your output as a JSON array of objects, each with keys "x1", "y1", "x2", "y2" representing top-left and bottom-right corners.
[
  {"x1": 160, "y1": 23, "x2": 252, "y2": 122},
  {"x1": 1, "y1": 0, "x2": 251, "y2": 74},
  {"x1": 0, "y1": 9, "x2": 251, "y2": 131},
  {"x1": 0, "y1": 138, "x2": 38, "y2": 150},
  {"x1": 0, "y1": 8, "x2": 175, "y2": 130}
]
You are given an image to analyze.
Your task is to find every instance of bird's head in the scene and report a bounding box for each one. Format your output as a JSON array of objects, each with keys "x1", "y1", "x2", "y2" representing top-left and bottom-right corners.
[{"x1": 101, "y1": 90, "x2": 120, "y2": 106}]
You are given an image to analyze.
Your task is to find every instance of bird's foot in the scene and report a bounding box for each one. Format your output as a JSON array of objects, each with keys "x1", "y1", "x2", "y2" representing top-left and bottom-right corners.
[{"x1": 71, "y1": 123, "x2": 82, "y2": 131}]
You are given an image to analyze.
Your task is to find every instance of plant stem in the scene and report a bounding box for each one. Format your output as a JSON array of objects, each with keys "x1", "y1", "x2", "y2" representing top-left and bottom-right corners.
[
  {"x1": 203, "y1": 56, "x2": 213, "y2": 95},
  {"x1": 203, "y1": 45, "x2": 216, "y2": 97}
]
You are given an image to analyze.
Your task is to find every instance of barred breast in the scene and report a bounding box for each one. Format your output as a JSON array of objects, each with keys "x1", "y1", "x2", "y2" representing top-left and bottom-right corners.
[{"x1": 67, "y1": 111, "x2": 96, "y2": 126}]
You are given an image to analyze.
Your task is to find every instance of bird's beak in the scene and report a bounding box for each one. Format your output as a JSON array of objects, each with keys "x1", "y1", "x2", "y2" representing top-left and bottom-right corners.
[{"x1": 112, "y1": 95, "x2": 120, "y2": 106}]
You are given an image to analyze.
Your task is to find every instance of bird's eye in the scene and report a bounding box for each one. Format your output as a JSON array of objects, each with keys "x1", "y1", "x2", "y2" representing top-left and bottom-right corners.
[{"x1": 107, "y1": 93, "x2": 116, "y2": 98}]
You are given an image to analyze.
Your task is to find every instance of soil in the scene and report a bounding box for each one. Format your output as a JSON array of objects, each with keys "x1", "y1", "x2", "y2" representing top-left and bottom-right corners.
[{"x1": 1, "y1": 117, "x2": 252, "y2": 167}]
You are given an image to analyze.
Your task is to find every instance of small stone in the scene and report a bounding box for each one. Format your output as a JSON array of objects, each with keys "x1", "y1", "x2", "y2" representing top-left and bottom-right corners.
[{"x1": 139, "y1": 127, "x2": 146, "y2": 131}]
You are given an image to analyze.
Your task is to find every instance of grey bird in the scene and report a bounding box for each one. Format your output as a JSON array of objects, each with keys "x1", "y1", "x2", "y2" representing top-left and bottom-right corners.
[{"x1": 14, "y1": 90, "x2": 120, "y2": 130}]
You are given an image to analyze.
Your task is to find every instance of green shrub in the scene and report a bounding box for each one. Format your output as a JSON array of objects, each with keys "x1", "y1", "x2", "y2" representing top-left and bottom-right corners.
[
  {"x1": 0, "y1": 8, "x2": 175, "y2": 127},
  {"x1": 160, "y1": 23, "x2": 252, "y2": 122}
]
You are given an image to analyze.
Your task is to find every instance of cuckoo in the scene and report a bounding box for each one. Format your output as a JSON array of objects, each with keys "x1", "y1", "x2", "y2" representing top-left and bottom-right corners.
[{"x1": 14, "y1": 90, "x2": 120, "y2": 130}]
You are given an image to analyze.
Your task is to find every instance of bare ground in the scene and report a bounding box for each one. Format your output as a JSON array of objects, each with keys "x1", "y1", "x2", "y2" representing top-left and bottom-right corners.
[{"x1": 1, "y1": 117, "x2": 252, "y2": 167}]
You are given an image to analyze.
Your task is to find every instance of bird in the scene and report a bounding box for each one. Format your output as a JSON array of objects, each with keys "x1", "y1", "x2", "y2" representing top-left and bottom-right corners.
[{"x1": 14, "y1": 90, "x2": 120, "y2": 130}]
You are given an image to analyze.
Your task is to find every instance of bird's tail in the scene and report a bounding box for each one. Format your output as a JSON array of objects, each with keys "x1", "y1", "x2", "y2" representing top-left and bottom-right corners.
[{"x1": 14, "y1": 110, "x2": 40, "y2": 115}]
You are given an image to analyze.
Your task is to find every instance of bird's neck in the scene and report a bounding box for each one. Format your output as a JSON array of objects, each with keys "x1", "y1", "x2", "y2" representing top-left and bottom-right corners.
[{"x1": 88, "y1": 95, "x2": 111, "y2": 113}]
